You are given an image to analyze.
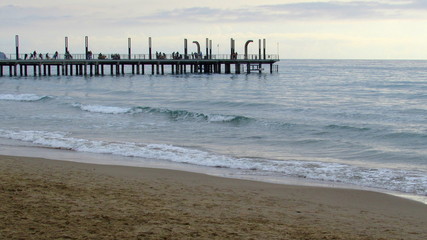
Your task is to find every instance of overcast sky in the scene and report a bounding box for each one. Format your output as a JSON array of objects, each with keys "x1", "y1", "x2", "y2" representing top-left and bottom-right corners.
[{"x1": 1, "y1": 0, "x2": 427, "y2": 59}]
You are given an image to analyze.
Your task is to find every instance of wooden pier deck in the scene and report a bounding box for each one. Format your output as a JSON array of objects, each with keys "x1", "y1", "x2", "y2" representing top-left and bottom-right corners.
[{"x1": 0, "y1": 56, "x2": 279, "y2": 77}]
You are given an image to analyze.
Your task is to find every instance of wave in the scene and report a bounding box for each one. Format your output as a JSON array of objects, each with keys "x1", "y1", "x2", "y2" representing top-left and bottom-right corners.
[
  {"x1": 134, "y1": 106, "x2": 253, "y2": 123},
  {"x1": 325, "y1": 124, "x2": 371, "y2": 132},
  {"x1": 72, "y1": 103, "x2": 132, "y2": 114},
  {"x1": 1, "y1": 128, "x2": 426, "y2": 196},
  {"x1": 0, "y1": 94, "x2": 51, "y2": 102},
  {"x1": 384, "y1": 131, "x2": 427, "y2": 140},
  {"x1": 71, "y1": 103, "x2": 253, "y2": 124}
]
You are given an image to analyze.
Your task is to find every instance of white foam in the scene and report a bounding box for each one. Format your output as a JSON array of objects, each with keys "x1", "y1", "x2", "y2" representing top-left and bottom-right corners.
[
  {"x1": 0, "y1": 94, "x2": 47, "y2": 102},
  {"x1": 0, "y1": 128, "x2": 426, "y2": 196},
  {"x1": 73, "y1": 103, "x2": 131, "y2": 114},
  {"x1": 207, "y1": 114, "x2": 236, "y2": 122}
]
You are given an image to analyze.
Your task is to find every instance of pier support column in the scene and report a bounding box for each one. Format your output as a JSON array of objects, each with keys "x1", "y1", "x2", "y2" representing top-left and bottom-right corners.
[
  {"x1": 101, "y1": 64, "x2": 105, "y2": 76},
  {"x1": 0, "y1": 65, "x2": 3, "y2": 76},
  {"x1": 38, "y1": 64, "x2": 42, "y2": 76},
  {"x1": 235, "y1": 64, "x2": 240, "y2": 74},
  {"x1": 57, "y1": 65, "x2": 60, "y2": 76},
  {"x1": 48, "y1": 65, "x2": 51, "y2": 76},
  {"x1": 95, "y1": 64, "x2": 99, "y2": 76},
  {"x1": 141, "y1": 64, "x2": 145, "y2": 75},
  {"x1": 225, "y1": 63, "x2": 230, "y2": 74}
]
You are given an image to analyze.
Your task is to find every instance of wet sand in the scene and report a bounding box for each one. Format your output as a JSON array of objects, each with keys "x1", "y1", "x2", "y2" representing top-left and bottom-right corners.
[{"x1": 1, "y1": 154, "x2": 426, "y2": 240}]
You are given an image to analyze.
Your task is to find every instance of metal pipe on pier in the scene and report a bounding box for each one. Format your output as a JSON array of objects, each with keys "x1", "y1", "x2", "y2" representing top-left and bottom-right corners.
[
  {"x1": 85, "y1": 36, "x2": 89, "y2": 60},
  {"x1": 184, "y1": 39, "x2": 188, "y2": 59},
  {"x1": 263, "y1": 39, "x2": 266, "y2": 60},
  {"x1": 65, "y1": 37, "x2": 69, "y2": 55},
  {"x1": 149, "y1": 37, "x2": 152, "y2": 60},
  {"x1": 205, "y1": 38, "x2": 209, "y2": 59},
  {"x1": 128, "y1": 38, "x2": 132, "y2": 59},
  {"x1": 209, "y1": 40, "x2": 212, "y2": 59},
  {"x1": 244, "y1": 40, "x2": 253, "y2": 60},
  {"x1": 15, "y1": 35, "x2": 19, "y2": 60},
  {"x1": 193, "y1": 41, "x2": 200, "y2": 56}
]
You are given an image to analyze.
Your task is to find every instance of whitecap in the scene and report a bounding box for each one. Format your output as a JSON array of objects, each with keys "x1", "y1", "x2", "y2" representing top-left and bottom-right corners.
[{"x1": 0, "y1": 94, "x2": 49, "y2": 102}]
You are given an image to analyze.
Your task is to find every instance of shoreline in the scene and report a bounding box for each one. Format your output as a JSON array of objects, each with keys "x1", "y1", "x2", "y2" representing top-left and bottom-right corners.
[
  {"x1": 1, "y1": 154, "x2": 427, "y2": 239},
  {"x1": 1, "y1": 140, "x2": 426, "y2": 205}
]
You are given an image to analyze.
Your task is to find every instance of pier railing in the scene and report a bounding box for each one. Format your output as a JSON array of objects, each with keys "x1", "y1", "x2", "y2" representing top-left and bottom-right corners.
[{"x1": 2, "y1": 53, "x2": 279, "y2": 61}]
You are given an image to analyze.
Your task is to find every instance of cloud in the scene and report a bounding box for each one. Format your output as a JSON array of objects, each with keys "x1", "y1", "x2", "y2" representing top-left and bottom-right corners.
[
  {"x1": 118, "y1": 0, "x2": 427, "y2": 25},
  {"x1": 258, "y1": 0, "x2": 427, "y2": 20},
  {"x1": 0, "y1": 5, "x2": 72, "y2": 26},
  {"x1": 3, "y1": 1, "x2": 427, "y2": 29}
]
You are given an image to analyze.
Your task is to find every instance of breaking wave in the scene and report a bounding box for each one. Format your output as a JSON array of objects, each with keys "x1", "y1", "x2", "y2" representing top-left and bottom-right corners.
[
  {"x1": 0, "y1": 128, "x2": 426, "y2": 196},
  {"x1": 0, "y1": 94, "x2": 51, "y2": 102},
  {"x1": 71, "y1": 103, "x2": 253, "y2": 123}
]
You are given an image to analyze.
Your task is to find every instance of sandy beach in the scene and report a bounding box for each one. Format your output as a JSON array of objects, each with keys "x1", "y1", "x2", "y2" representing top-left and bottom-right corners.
[{"x1": 1, "y1": 155, "x2": 426, "y2": 240}]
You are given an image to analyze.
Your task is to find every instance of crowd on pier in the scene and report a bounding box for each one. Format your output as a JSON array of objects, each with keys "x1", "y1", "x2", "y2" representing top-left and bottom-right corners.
[
  {"x1": 12, "y1": 51, "x2": 240, "y2": 61},
  {"x1": 23, "y1": 51, "x2": 60, "y2": 60}
]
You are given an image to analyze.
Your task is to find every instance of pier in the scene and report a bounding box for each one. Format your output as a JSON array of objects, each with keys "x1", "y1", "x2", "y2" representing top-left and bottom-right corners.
[{"x1": 0, "y1": 36, "x2": 279, "y2": 77}]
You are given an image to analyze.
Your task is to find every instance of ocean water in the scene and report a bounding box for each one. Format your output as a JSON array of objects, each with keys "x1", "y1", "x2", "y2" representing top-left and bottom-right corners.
[{"x1": 1, "y1": 60, "x2": 426, "y2": 200}]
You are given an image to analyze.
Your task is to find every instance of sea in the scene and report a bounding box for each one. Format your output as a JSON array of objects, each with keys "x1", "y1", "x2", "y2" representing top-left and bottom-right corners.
[{"x1": 1, "y1": 59, "x2": 426, "y2": 203}]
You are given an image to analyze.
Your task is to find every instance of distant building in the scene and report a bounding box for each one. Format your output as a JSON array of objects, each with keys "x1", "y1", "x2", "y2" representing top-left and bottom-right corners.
[{"x1": 0, "y1": 52, "x2": 7, "y2": 60}]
